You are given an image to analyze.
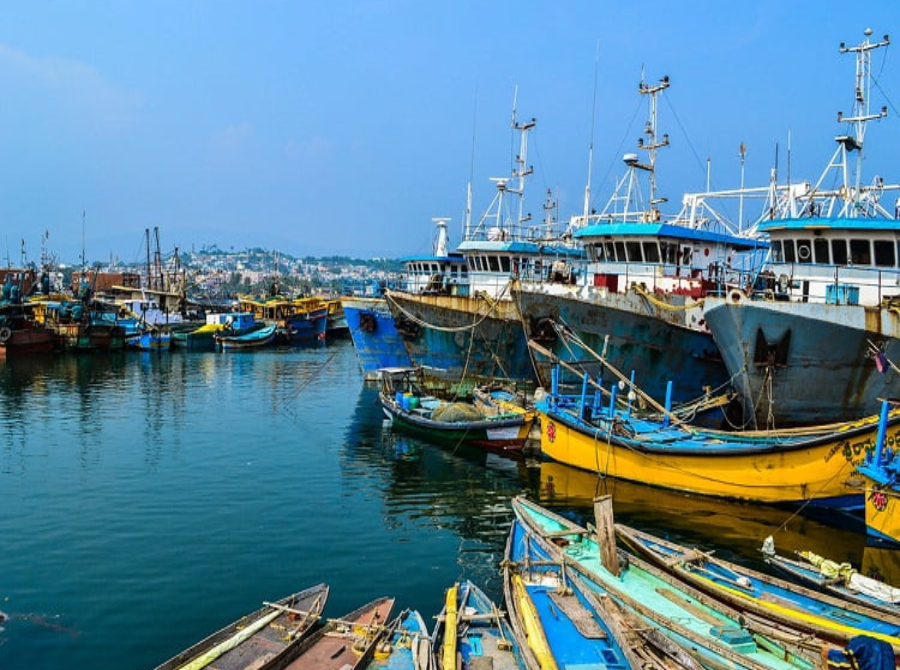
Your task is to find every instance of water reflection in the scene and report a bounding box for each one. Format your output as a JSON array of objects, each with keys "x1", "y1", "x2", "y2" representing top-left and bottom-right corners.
[
  {"x1": 524, "y1": 459, "x2": 900, "y2": 583},
  {"x1": 341, "y1": 382, "x2": 529, "y2": 594}
]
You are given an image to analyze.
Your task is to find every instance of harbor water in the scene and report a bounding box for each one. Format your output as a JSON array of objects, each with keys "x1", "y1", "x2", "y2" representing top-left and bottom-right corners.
[{"x1": 0, "y1": 340, "x2": 897, "y2": 670}]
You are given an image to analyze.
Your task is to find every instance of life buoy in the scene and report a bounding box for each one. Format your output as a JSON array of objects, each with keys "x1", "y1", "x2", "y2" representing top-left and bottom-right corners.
[
  {"x1": 0, "y1": 327, "x2": 10, "y2": 343},
  {"x1": 728, "y1": 289, "x2": 742, "y2": 303}
]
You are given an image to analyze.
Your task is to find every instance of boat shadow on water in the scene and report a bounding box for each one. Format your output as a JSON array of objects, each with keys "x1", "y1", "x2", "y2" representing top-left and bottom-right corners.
[{"x1": 527, "y1": 460, "x2": 900, "y2": 587}]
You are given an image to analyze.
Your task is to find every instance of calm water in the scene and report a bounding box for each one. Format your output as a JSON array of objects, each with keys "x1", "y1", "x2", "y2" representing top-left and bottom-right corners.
[{"x1": 0, "y1": 340, "x2": 897, "y2": 670}]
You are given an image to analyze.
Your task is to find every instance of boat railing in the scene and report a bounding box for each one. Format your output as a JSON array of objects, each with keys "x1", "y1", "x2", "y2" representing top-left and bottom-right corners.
[{"x1": 747, "y1": 263, "x2": 900, "y2": 306}]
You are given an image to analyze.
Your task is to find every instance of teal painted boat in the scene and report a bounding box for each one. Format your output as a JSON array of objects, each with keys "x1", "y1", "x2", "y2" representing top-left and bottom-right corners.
[
  {"x1": 215, "y1": 322, "x2": 278, "y2": 351},
  {"x1": 510, "y1": 497, "x2": 820, "y2": 670},
  {"x1": 504, "y1": 516, "x2": 702, "y2": 670},
  {"x1": 150, "y1": 582, "x2": 328, "y2": 670},
  {"x1": 433, "y1": 581, "x2": 525, "y2": 670}
]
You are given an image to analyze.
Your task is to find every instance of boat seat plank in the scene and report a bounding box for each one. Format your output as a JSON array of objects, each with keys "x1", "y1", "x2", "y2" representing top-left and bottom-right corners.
[{"x1": 548, "y1": 592, "x2": 607, "y2": 639}]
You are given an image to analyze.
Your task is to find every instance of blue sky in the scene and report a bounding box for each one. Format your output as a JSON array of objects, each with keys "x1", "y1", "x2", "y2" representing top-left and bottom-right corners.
[{"x1": 1, "y1": 1, "x2": 899, "y2": 266}]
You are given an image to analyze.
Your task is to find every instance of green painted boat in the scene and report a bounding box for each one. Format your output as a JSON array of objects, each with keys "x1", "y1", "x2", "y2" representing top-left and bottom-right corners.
[{"x1": 510, "y1": 497, "x2": 821, "y2": 670}]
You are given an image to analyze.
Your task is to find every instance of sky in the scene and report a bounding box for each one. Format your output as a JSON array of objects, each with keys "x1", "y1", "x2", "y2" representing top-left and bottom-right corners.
[{"x1": 1, "y1": 1, "x2": 899, "y2": 267}]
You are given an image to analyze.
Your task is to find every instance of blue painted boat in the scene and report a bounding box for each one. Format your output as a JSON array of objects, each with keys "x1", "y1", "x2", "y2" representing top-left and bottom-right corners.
[
  {"x1": 503, "y1": 512, "x2": 701, "y2": 670},
  {"x1": 433, "y1": 580, "x2": 526, "y2": 670},
  {"x1": 282, "y1": 302, "x2": 328, "y2": 345},
  {"x1": 214, "y1": 322, "x2": 277, "y2": 351},
  {"x1": 342, "y1": 295, "x2": 411, "y2": 380},
  {"x1": 126, "y1": 328, "x2": 172, "y2": 351},
  {"x1": 364, "y1": 609, "x2": 433, "y2": 670},
  {"x1": 616, "y1": 521, "x2": 900, "y2": 653},
  {"x1": 761, "y1": 536, "x2": 900, "y2": 617},
  {"x1": 511, "y1": 496, "x2": 824, "y2": 669}
]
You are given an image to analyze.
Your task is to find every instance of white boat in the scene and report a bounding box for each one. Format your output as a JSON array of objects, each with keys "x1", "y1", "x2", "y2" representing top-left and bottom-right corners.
[{"x1": 703, "y1": 29, "x2": 900, "y2": 428}]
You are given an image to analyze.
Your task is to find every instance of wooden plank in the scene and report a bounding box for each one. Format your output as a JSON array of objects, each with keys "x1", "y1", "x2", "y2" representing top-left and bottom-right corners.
[
  {"x1": 593, "y1": 496, "x2": 618, "y2": 577},
  {"x1": 547, "y1": 592, "x2": 607, "y2": 639}
]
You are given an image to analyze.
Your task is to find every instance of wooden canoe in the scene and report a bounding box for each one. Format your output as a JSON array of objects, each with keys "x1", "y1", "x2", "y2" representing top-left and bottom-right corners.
[
  {"x1": 278, "y1": 596, "x2": 395, "y2": 670},
  {"x1": 151, "y1": 582, "x2": 328, "y2": 670}
]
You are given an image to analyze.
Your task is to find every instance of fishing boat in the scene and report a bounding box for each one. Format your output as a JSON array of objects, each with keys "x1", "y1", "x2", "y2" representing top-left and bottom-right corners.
[
  {"x1": 125, "y1": 327, "x2": 172, "y2": 352},
  {"x1": 702, "y1": 29, "x2": 900, "y2": 428},
  {"x1": 0, "y1": 322, "x2": 56, "y2": 356},
  {"x1": 180, "y1": 312, "x2": 259, "y2": 351},
  {"x1": 512, "y1": 75, "x2": 766, "y2": 416},
  {"x1": 433, "y1": 581, "x2": 525, "y2": 670},
  {"x1": 281, "y1": 596, "x2": 395, "y2": 670},
  {"x1": 378, "y1": 367, "x2": 536, "y2": 453},
  {"x1": 363, "y1": 609, "x2": 432, "y2": 670},
  {"x1": 239, "y1": 295, "x2": 327, "y2": 345},
  {"x1": 617, "y1": 521, "x2": 900, "y2": 653},
  {"x1": 510, "y1": 496, "x2": 822, "y2": 669},
  {"x1": 150, "y1": 582, "x2": 328, "y2": 670},
  {"x1": 534, "y1": 361, "x2": 900, "y2": 506},
  {"x1": 31, "y1": 299, "x2": 126, "y2": 352},
  {"x1": 215, "y1": 322, "x2": 278, "y2": 351},
  {"x1": 343, "y1": 218, "x2": 465, "y2": 381},
  {"x1": 342, "y1": 294, "x2": 412, "y2": 381},
  {"x1": 0, "y1": 302, "x2": 56, "y2": 356},
  {"x1": 385, "y1": 112, "x2": 582, "y2": 396},
  {"x1": 323, "y1": 298, "x2": 349, "y2": 339},
  {"x1": 761, "y1": 536, "x2": 900, "y2": 616},
  {"x1": 503, "y1": 513, "x2": 701, "y2": 670}
]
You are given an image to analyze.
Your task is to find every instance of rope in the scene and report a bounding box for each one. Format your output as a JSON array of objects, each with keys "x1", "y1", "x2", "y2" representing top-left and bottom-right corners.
[
  {"x1": 632, "y1": 283, "x2": 705, "y2": 312},
  {"x1": 384, "y1": 280, "x2": 513, "y2": 334}
]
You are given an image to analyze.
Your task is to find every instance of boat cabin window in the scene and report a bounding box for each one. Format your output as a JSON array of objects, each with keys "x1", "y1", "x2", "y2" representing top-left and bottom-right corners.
[
  {"x1": 614, "y1": 241, "x2": 626, "y2": 262},
  {"x1": 796, "y1": 240, "x2": 812, "y2": 264},
  {"x1": 642, "y1": 241, "x2": 660, "y2": 263},
  {"x1": 500, "y1": 256, "x2": 510, "y2": 274},
  {"x1": 782, "y1": 239, "x2": 796, "y2": 263},
  {"x1": 813, "y1": 238, "x2": 829, "y2": 264},
  {"x1": 604, "y1": 241, "x2": 615, "y2": 262},
  {"x1": 770, "y1": 240, "x2": 783, "y2": 262},
  {"x1": 850, "y1": 239, "x2": 871, "y2": 265},
  {"x1": 681, "y1": 247, "x2": 693, "y2": 266},
  {"x1": 874, "y1": 240, "x2": 896, "y2": 267},
  {"x1": 832, "y1": 239, "x2": 848, "y2": 265},
  {"x1": 488, "y1": 256, "x2": 500, "y2": 272},
  {"x1": 625, "y1": 241, "x2": 643, "y2": 263}
]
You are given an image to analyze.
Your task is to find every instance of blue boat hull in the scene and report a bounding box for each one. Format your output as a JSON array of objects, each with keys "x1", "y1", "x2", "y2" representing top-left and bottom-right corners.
[
  {"x1": 282, "y1": 306, "x2": 327, "y2": 345},
  {"x1": 342, "y1": 297, "x2": 411, "y2": 380}
]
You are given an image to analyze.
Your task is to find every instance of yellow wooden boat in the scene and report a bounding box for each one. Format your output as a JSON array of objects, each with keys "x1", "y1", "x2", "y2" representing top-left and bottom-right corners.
[{"x1": 536, "y1": 378, "x2": 900, "y2": 505}]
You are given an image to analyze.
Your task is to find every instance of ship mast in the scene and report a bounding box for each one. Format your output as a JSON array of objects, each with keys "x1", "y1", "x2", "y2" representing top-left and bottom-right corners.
[
  {"x1": 810, "y1": 28, "x2": 890, "y2": 218},
  {"x1": 598, "y1": 75, "x2": 670, "y2": 223}
]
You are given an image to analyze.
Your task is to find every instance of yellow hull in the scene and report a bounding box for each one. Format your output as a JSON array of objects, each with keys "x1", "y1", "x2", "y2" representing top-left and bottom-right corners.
[
  {"x1": 538, "y1": 409, "x2": 896, "y2": 503},
  {"x1": 864, "y1": 482, "x2": 900, "y2": 544}
]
